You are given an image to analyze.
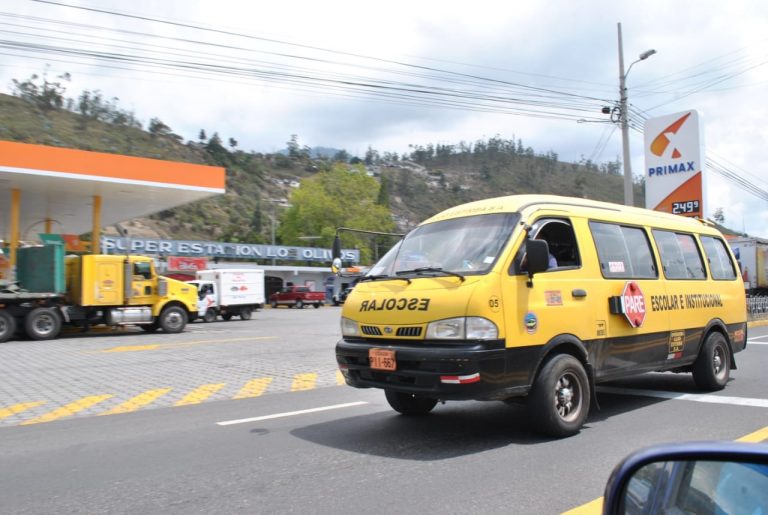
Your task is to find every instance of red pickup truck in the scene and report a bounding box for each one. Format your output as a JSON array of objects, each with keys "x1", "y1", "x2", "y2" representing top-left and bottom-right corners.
[{"x1": 269, "y1": 286, "x2": 325, "y2": 309}]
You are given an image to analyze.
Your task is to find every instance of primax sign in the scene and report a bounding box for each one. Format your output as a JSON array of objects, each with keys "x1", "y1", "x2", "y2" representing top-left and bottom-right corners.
[
  {"x1": 644, "y1": 110, "x2": 705, "y2": 217},
  {"x1": 101, "y1": 236, "x2": 360, "y2": 264}
]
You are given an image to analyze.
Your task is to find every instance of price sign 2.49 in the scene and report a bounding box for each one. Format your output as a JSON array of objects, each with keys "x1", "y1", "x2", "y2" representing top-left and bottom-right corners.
[{"x1": 672, "y1": 200, "x2": 700, "y2": 215}]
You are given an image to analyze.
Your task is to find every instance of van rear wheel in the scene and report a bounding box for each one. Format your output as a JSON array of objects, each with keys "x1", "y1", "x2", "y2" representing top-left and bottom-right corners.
[
  {"x1": 528, "y1": 354, "x2": 590, "y2": 438},
  {"x1": 692, "y1": 332, "x2": 730, "y2": 391},
  {"x1": 384, "y1": 390, "x2": 438, "y2": 415}
]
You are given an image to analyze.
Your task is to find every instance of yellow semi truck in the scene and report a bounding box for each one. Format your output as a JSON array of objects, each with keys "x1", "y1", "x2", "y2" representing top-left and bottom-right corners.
[{"x1": 0, "y1": 245, "x2": 197, "y2": 342}]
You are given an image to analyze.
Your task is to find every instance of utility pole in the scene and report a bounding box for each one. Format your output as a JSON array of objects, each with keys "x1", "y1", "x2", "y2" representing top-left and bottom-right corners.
[
  {"x1": 617, "y1": 22, "x2": 656, "y2": 207},
  {"x1": 618, "y1": 23, "x2": 632, "y2": 206}
]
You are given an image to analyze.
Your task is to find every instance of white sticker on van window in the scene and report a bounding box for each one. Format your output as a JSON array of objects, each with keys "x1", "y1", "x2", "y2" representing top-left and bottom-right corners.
[
  {"x1": 483, "y1": 256, "x2": 494, "y2": 264},
  {"x1": 609, "y1": 261, "x2": 626, "y2": 273}
]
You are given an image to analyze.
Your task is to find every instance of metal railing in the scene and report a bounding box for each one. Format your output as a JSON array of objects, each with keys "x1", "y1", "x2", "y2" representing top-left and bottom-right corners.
[{"x1": 747, "y1": 295, "x2": 768, "y2": 321}]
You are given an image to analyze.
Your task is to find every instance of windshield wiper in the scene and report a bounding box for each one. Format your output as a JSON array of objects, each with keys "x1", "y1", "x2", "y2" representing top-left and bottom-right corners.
[
  {"x1": 357, "y1": 274, "x2": 411, "y2": 284},
  {"x1": 396, "y1": 267, "x2": 466, "y2": 282}
]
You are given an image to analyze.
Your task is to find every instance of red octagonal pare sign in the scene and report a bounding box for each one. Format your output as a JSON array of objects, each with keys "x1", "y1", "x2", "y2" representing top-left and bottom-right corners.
[{"x1": 621, "y1": 281, "x2": 646, "y2": 328}]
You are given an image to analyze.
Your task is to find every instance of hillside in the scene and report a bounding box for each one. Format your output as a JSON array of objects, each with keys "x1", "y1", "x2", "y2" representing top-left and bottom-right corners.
[{"x1": 0, "y1": 91, "x2": 644, "y2": 244}]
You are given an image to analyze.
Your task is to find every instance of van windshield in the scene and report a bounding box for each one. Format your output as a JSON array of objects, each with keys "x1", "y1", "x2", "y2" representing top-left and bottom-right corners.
[{"x1": 367, "y1": 213, "x2": 518, "y2": 278}]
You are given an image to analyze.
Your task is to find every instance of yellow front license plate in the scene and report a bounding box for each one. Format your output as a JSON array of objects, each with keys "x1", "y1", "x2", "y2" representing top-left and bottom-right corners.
[{"x1": 369, "y1": 348, "x2": 396, "y2": 371}]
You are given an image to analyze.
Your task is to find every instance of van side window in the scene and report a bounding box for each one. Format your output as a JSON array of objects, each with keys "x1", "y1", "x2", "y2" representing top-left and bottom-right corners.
[
  {"x1": 700, "y1": 236, "x2": 737, "y2": 280},
  {"x1": 652, "y1": 230, "x2": 706, "y2": 280},
  {"x1": 513, "y1": 218, "x2": 579, "y2": 274},
  {"x1": 589, "y1": 222, "x2": 656, "y2": 279}
]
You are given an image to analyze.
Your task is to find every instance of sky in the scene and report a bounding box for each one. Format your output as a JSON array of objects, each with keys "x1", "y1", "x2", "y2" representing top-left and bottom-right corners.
[{"x1": 1, "y1": 0, "x2": 767, "y2": 237}]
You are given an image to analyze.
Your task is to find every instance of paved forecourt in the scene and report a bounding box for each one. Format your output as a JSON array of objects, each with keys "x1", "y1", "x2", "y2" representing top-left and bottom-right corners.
[{"x1": 0, "y1": 306, "x2": 343, "y2": 426}]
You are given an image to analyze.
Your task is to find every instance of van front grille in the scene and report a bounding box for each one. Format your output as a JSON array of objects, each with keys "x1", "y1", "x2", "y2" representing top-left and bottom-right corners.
[
  {"x1": 396, "y1": 327, "x2": 422, "y2": 337},
  {"x1": 361, "y1": 326, "x2": 382, "y2": 336}
]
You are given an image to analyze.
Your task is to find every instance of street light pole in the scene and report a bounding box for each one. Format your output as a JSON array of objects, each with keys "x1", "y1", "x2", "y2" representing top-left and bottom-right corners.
[{"x1": 617, "y1": 22, "x2": 656, "y2": 207}]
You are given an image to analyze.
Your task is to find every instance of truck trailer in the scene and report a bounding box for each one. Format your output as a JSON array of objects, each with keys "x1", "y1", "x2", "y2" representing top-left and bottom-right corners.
[
  {"x1": 0, "y1": 245, "x2": 198, "y2": 342},
  {"x1": 727, "y1": 237, "x2": 768, "y2": 292}
]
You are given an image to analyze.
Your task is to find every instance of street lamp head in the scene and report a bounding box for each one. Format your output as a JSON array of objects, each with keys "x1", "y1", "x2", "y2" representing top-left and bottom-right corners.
[{"x1": 639, "y1": 49, "x2": 657, "y2": 60}]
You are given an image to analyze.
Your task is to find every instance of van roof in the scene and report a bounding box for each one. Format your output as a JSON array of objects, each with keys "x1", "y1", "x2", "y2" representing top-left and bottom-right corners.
[{"x1": 423, "y1": 194, "x2": 716, "y2": 233}]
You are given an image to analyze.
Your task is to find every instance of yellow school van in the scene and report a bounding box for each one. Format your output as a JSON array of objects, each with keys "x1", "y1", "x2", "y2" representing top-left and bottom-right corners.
[{"x1": 334, "y1": 194, "x2": 747, "y2": 437}]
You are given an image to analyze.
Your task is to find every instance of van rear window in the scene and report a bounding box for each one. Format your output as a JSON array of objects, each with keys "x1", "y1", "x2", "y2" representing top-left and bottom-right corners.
[
  {"x1": 589, "y1": 222, "x2": 657, "y2": 279},
  {"x1": 700, "y1": 236, "x2": 737, "y2": 280}
]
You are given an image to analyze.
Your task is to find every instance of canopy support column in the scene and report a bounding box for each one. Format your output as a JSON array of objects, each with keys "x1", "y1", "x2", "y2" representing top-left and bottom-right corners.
[{"x1": 91, "y1": 195, "x2": 101, "y2": 254}]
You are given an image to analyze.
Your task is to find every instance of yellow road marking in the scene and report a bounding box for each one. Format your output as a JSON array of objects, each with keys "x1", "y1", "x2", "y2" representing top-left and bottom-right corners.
[
  {"x1": 0, "y1": 401, "x2": 46, "y2": 420},
  {"x1": 20, "y1": 395, "x2": 113, "y2": 425},
  {"x1": 103, "y1": 345, "x2": 160, "y2": 353},
  {"x1": 291, "y1": 373, "x2": 317, "y2": 391},
  {"x1": 99, "y1": 336, "x2": 276, "y2": 353},
  {"x1": 336, "y1": 370, "x2": 345, "y2": 385},
  {"x1": 99, "y1": 388, "x2": 173, "y2": 415},
  {"x1": 175, "y1": 383, "x2": 226, "y2": 406},
  {"x1": 563, "y1": 425, "x2": 768, "y2": 514},
  {"x1": 562, "y1": 496, "x2": 603, "y2": 515},
  {"x1": 233, "y1": 378, "x2": 273, "y2": 399},
  {"x1": 736, "y1": 425, "x2": 768, "y2": 443}
]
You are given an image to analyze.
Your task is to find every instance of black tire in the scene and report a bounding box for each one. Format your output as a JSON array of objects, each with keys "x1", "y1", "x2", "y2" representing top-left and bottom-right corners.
[
  {"x1": 24, "y1": 307, "x2": 62, "y2": 341},
  {"x1": 313, "y1": 303, "x2": 321, "y2": 309},
  {"x1": 270, "y1": 300, "x2": 278, "y2": 309},
  {"x1": 222, "y1": 313, "x2": 233, "y2": 321},
  {"x1": 0, "y1": 310, "x2": 16, "y2": 343},
  {"x1": 141, "y1": 323, "x2": 159, "y2": 333},
  {"x1": 295, "y1": 300, "x2": 304, "y2": 309},
  {"x1": 240, "y1": 307, "x2": 252, "y2": 320},
  {"x1": 528, "y1": 354, "x2": 590, "y2": 438},
  {"x1": 203, "y1": 308, "x2": 217, "y2": 323},
  {"x1": 384, "y1": 390, "x2": 438, "y2": 416},
  {"x1": 158, "y1": 306, "x2": 187, "y2": 333},
  {"x1": 333, "y1": 298, "x2": 340, "y2": 306},
  {"x1": 692, "y1": 332, "x2": 730, "y2": 391}
]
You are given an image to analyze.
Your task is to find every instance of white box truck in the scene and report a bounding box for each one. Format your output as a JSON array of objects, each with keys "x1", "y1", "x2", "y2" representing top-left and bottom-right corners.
[{"x1": 188, "y1": 269, "x2": 265, "y2": 322}]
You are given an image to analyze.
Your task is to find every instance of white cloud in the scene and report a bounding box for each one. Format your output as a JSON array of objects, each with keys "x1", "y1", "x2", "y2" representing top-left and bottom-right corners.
[{"x1": 1, "y1": 0, "x2": 767, "y2": 236}]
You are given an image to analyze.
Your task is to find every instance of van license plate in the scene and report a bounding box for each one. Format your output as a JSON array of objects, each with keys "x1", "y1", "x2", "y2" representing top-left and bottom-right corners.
[{"x1": 369, "y1": 348, "x2": 396, "y2": 371}]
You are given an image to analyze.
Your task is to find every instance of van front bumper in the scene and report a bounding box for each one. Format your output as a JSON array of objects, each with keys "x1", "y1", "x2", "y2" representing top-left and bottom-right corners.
[{"x1": 335, "y1": 338, "x2": 536, "y2": 401}]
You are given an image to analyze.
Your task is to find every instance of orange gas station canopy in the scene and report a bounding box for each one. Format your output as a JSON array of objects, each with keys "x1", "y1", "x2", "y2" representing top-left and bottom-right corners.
[{"x1": 0, "y1": 141, "x2": 226, "y2": 241}]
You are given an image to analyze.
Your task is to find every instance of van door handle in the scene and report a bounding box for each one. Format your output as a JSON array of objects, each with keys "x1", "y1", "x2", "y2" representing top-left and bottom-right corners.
[{"x1": 572, "y1": 289, "x2": 587, "y2": 298}]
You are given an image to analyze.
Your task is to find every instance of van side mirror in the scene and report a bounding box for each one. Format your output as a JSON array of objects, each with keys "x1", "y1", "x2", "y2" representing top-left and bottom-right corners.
[{"x1": 525, "y1": 239, "x2": 549, "y2": 277}]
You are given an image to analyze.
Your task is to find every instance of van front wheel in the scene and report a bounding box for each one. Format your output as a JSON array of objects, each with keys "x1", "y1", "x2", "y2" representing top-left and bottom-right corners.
[
  {"x1": 385, "y1": 390, "x2": 437, "y2": 416},
  {"x1": 528, "y1": 354, "x2": 590, "y2": 438},
  {"x1": 692, "y1": 332, "x2": 730, "y2": 391}
]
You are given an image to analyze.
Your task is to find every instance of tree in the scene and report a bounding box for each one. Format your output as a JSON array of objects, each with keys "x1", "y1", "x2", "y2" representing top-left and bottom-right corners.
[
  {"x1": 199, "y1": 129, "x2": 207, "y2": 142},
  {"x1": 229, "y1": 137, "x2": 238, "y2": 150},
  {"x1": 333, "y1": 149, "x2": 350, "y2": 163},
  {"x1": 11, "y1": 68, "x2": 71, "y2": 111},
  {"x1": 364, "y1": 145, "x2": 379, "y2": 166},
  {"x1": 377, "y1": 175, "x2": 390, "y2": 207},
  {"x1": 277, "y1": 164, "x2": 395, "y2": 263},
  {"x1": 287, "y1": 134, "x2": 301, "y2": 158},
  {"x1": 712, "y1": 207, "x2": 725, "y2": 224}
]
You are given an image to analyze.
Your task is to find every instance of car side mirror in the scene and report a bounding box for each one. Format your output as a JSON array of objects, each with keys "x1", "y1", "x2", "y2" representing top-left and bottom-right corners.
[{"x1": 603, "y1": 442, "x2": 768, "y2": 514}]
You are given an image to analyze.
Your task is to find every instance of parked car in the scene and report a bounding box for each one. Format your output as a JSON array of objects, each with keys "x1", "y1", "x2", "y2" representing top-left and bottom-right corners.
[{"x1": 269, "y1": 286, "x2": 325, "y2": 309}]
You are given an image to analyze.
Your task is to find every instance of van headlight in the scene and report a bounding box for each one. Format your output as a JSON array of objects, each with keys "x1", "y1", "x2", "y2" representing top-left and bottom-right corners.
[
  {"x1": 426, "y1": 317, "x2": 498, "y2": 340},
  {"x1": 340, "y1": 317, "x2": 360, "y2": 337}
]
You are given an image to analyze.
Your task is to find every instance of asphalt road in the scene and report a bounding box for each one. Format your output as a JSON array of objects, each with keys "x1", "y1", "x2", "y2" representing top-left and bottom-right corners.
[{"x1": 1, "y1": 309, "x2": 767, "y2": 514}]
